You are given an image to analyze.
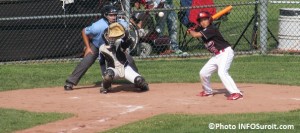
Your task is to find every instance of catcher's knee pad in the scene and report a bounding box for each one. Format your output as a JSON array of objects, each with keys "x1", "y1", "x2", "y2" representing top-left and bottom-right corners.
[
  {"x1": 103, "y1": 69, "x2": 114, "y2": 82},
  {"x1": 134, "y1": 76, "x2": 149, "y2": 91}
]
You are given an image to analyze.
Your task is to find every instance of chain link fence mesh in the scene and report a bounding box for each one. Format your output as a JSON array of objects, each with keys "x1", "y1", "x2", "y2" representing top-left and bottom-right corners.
[
  {"x1": 0, "y1": 0, "x2": 300, "y2": 63},
  {"x1": 268, "y1": 0, "x2": 300, "y2": 53}
]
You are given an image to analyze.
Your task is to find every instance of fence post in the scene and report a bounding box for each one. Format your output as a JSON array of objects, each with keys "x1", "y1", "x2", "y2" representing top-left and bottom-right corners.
[
  {"x1": 259, "y1": 0, "x2": 268, "y2": 54},
  {"x1": 124, "y1": 0, "x2": 130, "y2": 29}
]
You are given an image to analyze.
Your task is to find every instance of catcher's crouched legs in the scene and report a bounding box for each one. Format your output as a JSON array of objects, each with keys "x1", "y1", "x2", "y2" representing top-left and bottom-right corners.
[
  {"x1": 100, "y1": 69, "x2": 115, "y2": 94},
  {"x1": 134, "y1": 76, "x2": 149, "y2": 92}
]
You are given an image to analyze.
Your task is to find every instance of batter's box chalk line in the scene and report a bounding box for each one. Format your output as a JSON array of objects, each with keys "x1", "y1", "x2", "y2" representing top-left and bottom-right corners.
[
  {"x1": 290, "y1": 98, "x2": 300, "y2": 101},
  {"x1": 58, "y1": 105, "x2": 144, "y2": 133},
  {"x1": 68, "y1": 96, "x2": 80, "y2": 99},
  {"x1": 278, "y1": 98, "x2": 300, "y2": 101},
  {"x1": 98, "y1": 117, "x2": 111, "y2": 123},
  {"x1": 119, "y1": 105, "x2": 144, "y2": 115},
  {"x1": 97, "y1": 104, "x2": 145, "y2": 123}
]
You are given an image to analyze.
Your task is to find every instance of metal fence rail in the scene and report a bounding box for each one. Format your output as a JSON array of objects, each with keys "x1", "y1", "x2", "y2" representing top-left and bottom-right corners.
[{"x1": 0, "y1": 0, "x2": 300, "y2": 63}]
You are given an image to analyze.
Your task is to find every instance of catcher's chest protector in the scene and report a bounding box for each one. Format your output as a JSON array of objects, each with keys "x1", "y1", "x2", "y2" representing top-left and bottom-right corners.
[{"x1": 100, "y1": 44, "x2": 126, "y2": 78}]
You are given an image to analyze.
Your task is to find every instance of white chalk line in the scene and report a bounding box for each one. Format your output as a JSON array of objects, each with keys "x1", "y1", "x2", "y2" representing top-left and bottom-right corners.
[
  {"x1": 279, "y1": 98, "x2": 300, "y2": 101},
  {"x1": 119, "y1": 105, "x2": 144, "y2": 115},
  {"x1": 69, "y1": 96, "x2": 80, "y2": 99},
  {"x1": 66, "y1": 104, "x2": 144, "y2": 132},
  {"x1": 97, "y1": 105, "x2": 144, "y2": 122},
  {"x1": 70, "y1": 127, "x2": 80, "y2": 131},
  {"x1": 290, "y1": 98, "x2": 300, "y2": 101},
  {"x1": 98, "y1": 117, "x2": 111, "y2": 123}
]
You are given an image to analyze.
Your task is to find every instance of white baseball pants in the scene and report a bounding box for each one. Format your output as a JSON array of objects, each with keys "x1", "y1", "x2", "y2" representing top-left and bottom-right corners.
[
  {"x1": 107, "y1": 65, "x2": 140, "y2": 84},
  {"x1": 199, "y1": 47, "x2": 242, "y2": 94}
]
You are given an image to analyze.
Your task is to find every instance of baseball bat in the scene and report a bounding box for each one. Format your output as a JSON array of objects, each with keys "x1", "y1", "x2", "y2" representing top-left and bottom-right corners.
[{"x1": 212, "y1": 5, "x2": 233, "y2": 20}]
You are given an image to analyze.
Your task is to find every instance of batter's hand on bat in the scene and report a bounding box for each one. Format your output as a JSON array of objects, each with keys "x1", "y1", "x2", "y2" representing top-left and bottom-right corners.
[
  {"x1": 187, "y1": 29, "x2": 203, "y2": 38},
  {"x1": 186, "y1": 27, "x2": 196, "y2": 34}
]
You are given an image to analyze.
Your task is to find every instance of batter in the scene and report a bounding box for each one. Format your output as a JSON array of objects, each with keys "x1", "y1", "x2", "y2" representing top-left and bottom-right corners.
[{"x1": 187, "y1": 11, "x2": 243, "y2": 100}]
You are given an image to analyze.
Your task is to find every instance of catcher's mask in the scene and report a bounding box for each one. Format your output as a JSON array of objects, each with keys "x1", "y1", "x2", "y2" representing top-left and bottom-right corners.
[{"x1": 104, "y1": 22, "x2": 125, "y2": 47}]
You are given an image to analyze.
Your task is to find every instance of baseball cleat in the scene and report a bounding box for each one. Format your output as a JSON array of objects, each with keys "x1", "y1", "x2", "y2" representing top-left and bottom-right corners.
[
  {"x1": 227, "y1": 93, "x2": 243, "y2": 100},
  {"x1": 197, "y1": 91, "x2": 213, "y2": 97},
  {"x1": 100, "y1": 87, "x2": 109, "y2": 94},
  {"x1": 64, "y1": 84, "x2": 73, "y2": 91},
  {"x1": 139, "y1": 84, "x2": 149, "y2": 92}
]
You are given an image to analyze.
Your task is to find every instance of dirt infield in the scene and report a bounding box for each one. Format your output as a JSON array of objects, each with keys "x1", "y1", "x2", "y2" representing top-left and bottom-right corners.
[{"x1": 0, "y1": 83, "x2": 299, "y2": 133}]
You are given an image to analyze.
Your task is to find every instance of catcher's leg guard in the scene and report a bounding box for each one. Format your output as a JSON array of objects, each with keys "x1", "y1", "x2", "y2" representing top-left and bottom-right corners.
[
  {"x1": 134, "y1": 76, "x2": 149, "y2": 92},
  {"x1": 100, "y1": 69, "x2": 115, "y2": 94}
]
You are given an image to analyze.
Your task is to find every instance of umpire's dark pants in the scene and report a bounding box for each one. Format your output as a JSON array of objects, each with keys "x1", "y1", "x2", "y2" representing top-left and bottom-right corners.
[{"x1": 66, "y1": 44, "x2": 99, "y2": 85}]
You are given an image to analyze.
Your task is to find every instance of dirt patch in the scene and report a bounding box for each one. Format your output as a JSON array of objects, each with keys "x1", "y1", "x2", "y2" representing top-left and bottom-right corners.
[{"x1": 0, "y1": 83, "x2": 299, "y2": 133}]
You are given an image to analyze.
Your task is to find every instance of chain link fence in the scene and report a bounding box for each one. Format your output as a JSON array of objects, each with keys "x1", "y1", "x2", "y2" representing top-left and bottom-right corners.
[
  {"x1": 268, "y1": 0, "x2": 300, "y2": 53},
  {"x1": 0, "y1": 0, "x2": 300, "y2": 63}
]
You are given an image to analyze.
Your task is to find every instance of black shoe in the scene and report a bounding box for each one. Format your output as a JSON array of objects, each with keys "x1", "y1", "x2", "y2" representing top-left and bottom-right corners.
[
  {"x1": 64, "y1": 81, "x2": 74, "y2": 91},
  {"x1": 139, "y1": 84, "x2": 149, "y2": 92},
  {"x1": 100, "y1": 87, "x2": 110, "y2": 94},
  {"x1": 64, "y1": 84, "x2": 73, "y2": 91}
]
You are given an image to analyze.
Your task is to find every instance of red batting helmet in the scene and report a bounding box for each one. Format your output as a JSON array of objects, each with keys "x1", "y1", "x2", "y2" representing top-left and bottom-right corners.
[{"x1": 197, "y1": 11, "x2": 213, "y2": 23}]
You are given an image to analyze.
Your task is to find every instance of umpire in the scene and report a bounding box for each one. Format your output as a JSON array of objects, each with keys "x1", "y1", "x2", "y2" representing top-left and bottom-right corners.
[{"x1": 64, "y1": 5, "x2": 123, "y2": 90}]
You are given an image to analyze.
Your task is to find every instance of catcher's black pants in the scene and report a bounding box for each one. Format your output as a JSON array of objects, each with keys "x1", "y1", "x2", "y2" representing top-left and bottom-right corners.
[{"x1": 66, "y1": 44, "x2": 99, "y2": 85}]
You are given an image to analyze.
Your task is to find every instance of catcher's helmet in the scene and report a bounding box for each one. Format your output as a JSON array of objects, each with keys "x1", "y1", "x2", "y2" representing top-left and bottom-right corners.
[
  {"x1": 197, "y1": 11, "x2": 213, "y2": 23},
  {"x1": 101, "y1": 5, "x2": 118, "y2": 16}
]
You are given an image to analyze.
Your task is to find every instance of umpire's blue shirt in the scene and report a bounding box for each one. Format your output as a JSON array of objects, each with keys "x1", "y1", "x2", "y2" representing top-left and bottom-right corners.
[
  {"x1": 84, "y1": 19, "x2": 128, "y2": 48},
  {"x1": 84, "y1": 18, "x2": 108, "y2": 48}
]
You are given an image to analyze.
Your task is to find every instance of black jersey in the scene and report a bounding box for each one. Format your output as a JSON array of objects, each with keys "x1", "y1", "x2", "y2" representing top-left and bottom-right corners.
[{"x1": 199, "y1": 25, "x2": 230, "y2": 54}]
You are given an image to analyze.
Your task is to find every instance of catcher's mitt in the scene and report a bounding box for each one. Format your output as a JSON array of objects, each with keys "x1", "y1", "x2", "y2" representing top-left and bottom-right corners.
[{"x1": 108, "y1": 22, "x2": 125, "y2": 39}]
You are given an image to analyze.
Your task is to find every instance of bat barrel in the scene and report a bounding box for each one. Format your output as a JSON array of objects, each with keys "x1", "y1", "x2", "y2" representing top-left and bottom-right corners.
[{"x1": 212, "y1": 5, "x2": 233, "y2": 20}]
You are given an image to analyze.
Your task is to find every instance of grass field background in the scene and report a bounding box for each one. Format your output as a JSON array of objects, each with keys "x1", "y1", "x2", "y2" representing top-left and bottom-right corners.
[
  {"x1": 103, "y1": 110, "x2": 300, "y2": 133},
  {"x1": 0, "y1": 108, "x2": 72, "y2": 133},
  {"x1": 1, "y1": 0, "x2": 300, "y2": 132},
  {"x1": 1, "y1": 56, "x2": 300, "y2": 132},
  {"x1": 1, "y1": 55, "x2": 300, "y2": 91}
]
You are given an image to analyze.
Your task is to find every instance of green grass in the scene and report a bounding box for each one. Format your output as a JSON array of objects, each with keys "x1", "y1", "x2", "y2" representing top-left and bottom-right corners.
[
  {"x1": 103, "y1": 109, "x2": 300, "y2": 133},
  {"x1": 1, "y1": 55, "x2": 300, "y2": 132},
  {"x1": 1, "y1": 1, "x2": 299, "y2": 132},
  {"x1": 1, "y1": 55, "x2": 300, "y2": 91},
  {"x1": 0, "y1": 108, "x2": 73, "y2": 133}
]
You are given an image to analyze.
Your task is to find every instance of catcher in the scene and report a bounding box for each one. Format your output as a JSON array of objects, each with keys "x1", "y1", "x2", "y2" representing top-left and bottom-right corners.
[{"x1": 99, "y1": 22, "x2": 149, "y2": 94}]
